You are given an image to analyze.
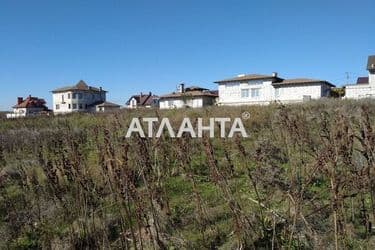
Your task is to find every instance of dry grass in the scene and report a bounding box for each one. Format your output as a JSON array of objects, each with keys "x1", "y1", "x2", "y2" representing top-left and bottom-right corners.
[{"x1": 0, "y1": 99, "x2": 375, "y2": 249}]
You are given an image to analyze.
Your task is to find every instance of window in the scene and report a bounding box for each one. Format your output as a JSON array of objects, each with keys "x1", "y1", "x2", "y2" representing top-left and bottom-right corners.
[
  {"x1": 61, "y1": 94, "x2": 65, "y2": 102},
  {"x1": 251, "y1": 88, "x2": 260, "y2": 98},
  {"x1": 92, "y1": 94, "x2": 95, "y2": 99},
  {"x1": 78, "y1": 93, "x2": 83, "y2": 99},
  {"x1": 168, "y1": 100, "x2": 174, "y2": 107},
  {"x1": 55, "y1": 104, "x2": 60, "y2": 110},
  {"x1": 73, "y1": 93, "x2": 77, "y2": 99},
  {"x1": 241, "y1": 89, "x2": 249, "y2": 98},
  {"x1": 68, "y1": 104, "x2": 71, "y2": 109},
  {"x1": 79, "y1": 104, "x2": 83, "y2": 109},
  {"x1": 68, "y1": 93, "x2": 71, "y2": 99},
  {"x1": 73, "y1": 104, "x2": 77, "y2": 109}
]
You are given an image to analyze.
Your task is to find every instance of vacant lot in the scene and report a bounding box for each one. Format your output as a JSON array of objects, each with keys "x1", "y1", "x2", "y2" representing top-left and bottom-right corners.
[{"x1": 1, "y1": 99, "x2": 375, "y2": 249}]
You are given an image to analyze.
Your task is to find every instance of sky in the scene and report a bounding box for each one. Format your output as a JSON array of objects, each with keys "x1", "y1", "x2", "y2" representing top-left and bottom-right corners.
[{"x1": 0, "y1": 0, "x2": 374, "y2": 110}]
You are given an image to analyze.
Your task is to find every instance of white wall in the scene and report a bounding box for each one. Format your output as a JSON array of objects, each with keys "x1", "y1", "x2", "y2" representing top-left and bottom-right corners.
[
  {"x1": 369, "y1": 71, "x2": 375, "y2": 86},
  {"x1": 276, "y1": 84, "x2": 324, "y2": 102},
  {"x1": 218, "y1": 80, "x2": 330, "y2": 105},
  {"x1": 6, "y1": 107, "x2": 45, "y2": 118},
  {"x1": 127, "y1": 98, "x2": 137, "y2": 109},
  {"x1": 218, "y1": 80, "x2": 275, "y2": 105},
  {"x1": 159, "y1": 99, "x2": 185, "y2": 109},
  {"x1": 53, "y1": 91, "x2": 106, "y2": 113},
  {"x1": 159, "y1": 97, "x2": 208, "y2": 109},
  {"x1": 345, "y1": 85, "x2": 375, "y2": 99},
  {"x1": 345, "y1": 71, "x2": 375, "y2": 99}
]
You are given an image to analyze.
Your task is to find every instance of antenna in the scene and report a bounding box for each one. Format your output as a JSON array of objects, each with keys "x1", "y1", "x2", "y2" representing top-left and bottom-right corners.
[{"x1": 345, "y1": 72, "x2": 350, "y2": 85}]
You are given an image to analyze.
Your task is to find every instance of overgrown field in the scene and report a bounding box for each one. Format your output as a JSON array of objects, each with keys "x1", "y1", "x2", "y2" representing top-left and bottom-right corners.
[{"x1": 1, "y1": 100, "x2": 375, "y2": 249}]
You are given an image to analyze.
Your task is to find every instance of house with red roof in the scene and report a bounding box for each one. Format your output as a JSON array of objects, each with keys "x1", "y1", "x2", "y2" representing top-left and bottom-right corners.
[
  {"x1": 6, "y1": 95, "x2": 49, "y2": 118},
  {"x1": 126, "y1": 92, "x2": 159, "y2": 109}
]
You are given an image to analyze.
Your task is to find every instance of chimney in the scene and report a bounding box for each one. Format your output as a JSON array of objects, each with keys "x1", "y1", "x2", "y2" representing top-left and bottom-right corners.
[
  {"x1": 272, "y1": 72, "x2": 278, "y2": 78},
  {"x1": 179, "y1": 83, "x2": 185, "y2": 93},
  {"x1": 17, "y1": 97, "x2": 23, "y2": 105},
  {"x1": 149, "y1": 91, "x2": 152, "y2": 96}
]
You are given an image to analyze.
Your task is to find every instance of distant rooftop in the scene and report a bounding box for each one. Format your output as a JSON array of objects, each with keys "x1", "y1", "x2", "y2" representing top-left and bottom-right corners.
[
  {"x1": 273, "y1": 78, "x2": 335, "y2": 87},
  {"x1": 356, "y1": 77, "x2": 369, "y2": 84},
  {"x1": 214, "y1": 74, "x2": 281, "y2": 83},
  {"x1": 13, "y1": 95, "x2": 48, "y2": 109},
  {"x1": 91, "y1": 101, "x2": 121, "y2": 108},
  {"x1": 160, "y1": 86, "x2": 218, "y2": 99},
  {"x1": 215, "y1": 73, "x2": 335, "y2": 87},
  {"x1": 126, "y1": 92, "x2": 159, "y2": 106},
  {"x1": 52, "y1": 80, "x2": 107, "y2": 93}
]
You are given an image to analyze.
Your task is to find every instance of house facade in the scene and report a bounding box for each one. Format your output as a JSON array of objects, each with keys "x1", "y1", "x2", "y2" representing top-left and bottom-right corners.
[
  {"x1": 215, "y1": 73, "x2": 334, "y2": 106},
  {"x1": 159, "y1": 84, "x2": 218, "y2": 109},
  {"x1": 126, "y1": 92, "x2": 159, "y2": 109},
  {"x1": 52, "y1": 80, "x2": 107, "y2": 114},
  {"x1": 345, "y1": 56, "x2": 375, "y2": 99},
  {"x1": 6, "y1": 95, "x2": 49, "y2": 118}
]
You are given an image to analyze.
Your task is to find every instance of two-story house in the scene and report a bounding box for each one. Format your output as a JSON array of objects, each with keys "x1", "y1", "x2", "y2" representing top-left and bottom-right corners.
[
  {"x1": 6, "y1": 95, "x2": 49, "y2": 118},
  {"x1": 52, "y1": 80, "x2": 107, "y2": 114},
  {"x1": 159, "y1": 84, "x2": 218, "y2": 109},
  {"x1": 345, "y1": 55, "x2": 375, "y2": 99},
  {"x1": 215, "y1": 73, "x2": 334, "y2": 105}
]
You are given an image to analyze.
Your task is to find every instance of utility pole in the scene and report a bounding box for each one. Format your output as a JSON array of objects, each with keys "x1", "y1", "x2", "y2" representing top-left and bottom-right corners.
[{"x1": 345, "y1": 72, "x2": 350, "y2": 85}]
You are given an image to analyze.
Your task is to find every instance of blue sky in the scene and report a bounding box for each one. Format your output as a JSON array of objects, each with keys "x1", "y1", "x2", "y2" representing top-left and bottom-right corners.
[{"x1": 0, "y1": 0, "x2": 374, "y2": 110}]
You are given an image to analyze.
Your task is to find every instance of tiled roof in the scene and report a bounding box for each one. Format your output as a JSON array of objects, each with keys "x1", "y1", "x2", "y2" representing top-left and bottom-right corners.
[
  {"x1": 215, "y1": 74, "x2": 282, "y2": 83},
  {"x1": 273, "y1": 78, "x2": 335, "y2": 87},
  {"x1": 357, "y1": 77, "x2": 369, "y2": 84},
  {"x1": 52, "y1": 80, "x2": 107, "y2": 93},
  {"x1": 159, "y1": 90, "x2": 218, "y2": 99},
  {"x1": 185, "y1": 86, "x2": 208, "y2": 91},
  {"x1": 13, "y1": 96, "x2": 48, "y2": 109},
  {"x1": 126, "y1": 93, "x2": 158, "y2": 106}
]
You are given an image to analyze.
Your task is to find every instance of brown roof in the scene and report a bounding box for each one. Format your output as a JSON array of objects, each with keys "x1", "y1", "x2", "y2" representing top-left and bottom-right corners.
[
  {"x1": 357, "y1": 77, "x2": 369, "y2": 84},
  {"x1": 367, "y1": 55, "x2": 375, "y2": 71},
  {"x1": 126, "y1": 92, "x2": 159, "y2": 106},
  {"x1": 95, "y1": 101, "x2": 121, "y2": 108},
  {"x1": 13, "y1": 96, "x2": 48, "y2": 109},
  {"x1": 52, "y1": 80, "x2": 107, "y2": 93},
  {"x1": 273, "y1": 78, "x2": 335, "y2": 87},
  {"x1": 185, "y1": 86, "x2": 208, "y2": 91},
  {"x1": 215, "y1": 74, "x2": 282, "y2": 83},
  {"x1": 159, "y1": 90, "x2": 218, "y2": 99}
]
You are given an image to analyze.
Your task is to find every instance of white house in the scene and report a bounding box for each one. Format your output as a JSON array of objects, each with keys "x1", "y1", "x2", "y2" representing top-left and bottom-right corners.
[
  {"x1": 215, "y1": 73, "x2": 334, "y2": 106},
  {"x1": 52, "y1": 80, "x2": 107, "y2": 114},
  {"x1": 159, "y1": 84, "x2": 218, "y2": 109},
  {"x1": 126, "y1": 92, "x2": 159, "y2": 109},
  {"x1": 6, "y1": 95, "x2": 49, "y2": 118},
  {"x1": 345, "y1": 55, "x2": 375, "y2": 99}
]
